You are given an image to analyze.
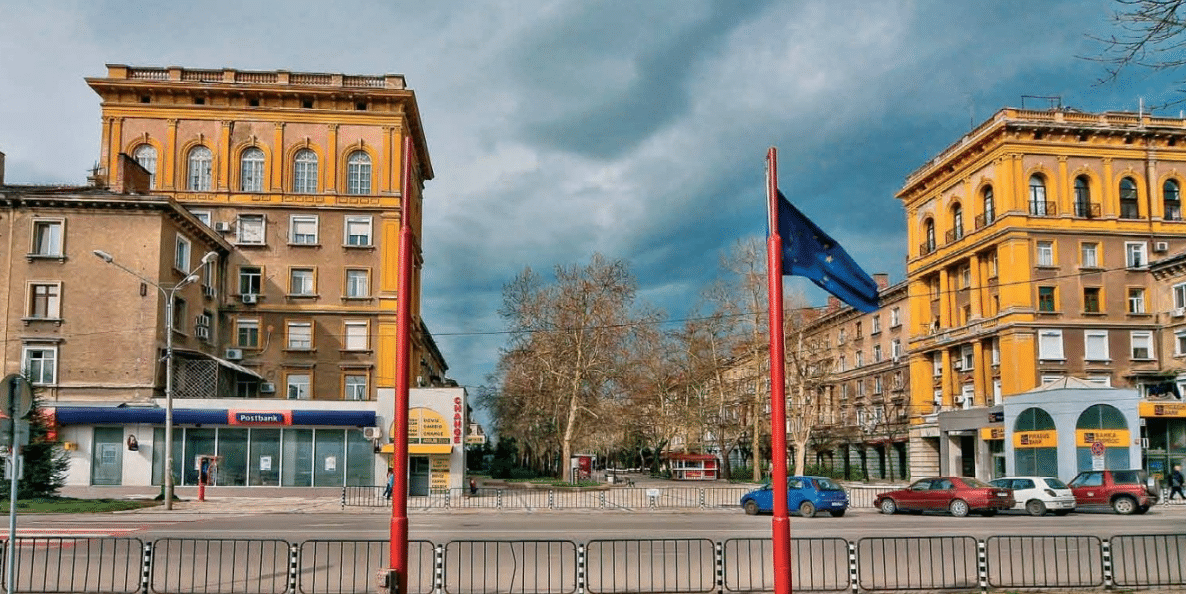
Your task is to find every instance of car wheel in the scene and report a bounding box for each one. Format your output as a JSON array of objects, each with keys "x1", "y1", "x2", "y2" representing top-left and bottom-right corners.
[
  {"x1": 1112, "y1": 496, "x2": 1138, "y2": 515},
  {"x1": 1135, "y1": 505, "x2": 1150, "y2": 515},
  {"x1": 1052, "y1": 510, "x2": 1071, "y2": 516},
  {"x1": 744, "y1": 501, "x2": 759, "y2": 516},
  {"x1": 949, "y1": 499, "x2": 970, "y2": 517},
  {"x1": 879, "y1": 498, "x2": 898, "y2": 515},
  {"x1": 830, "y1": 509, "x2": 846, "y2": 517},
  {"x1": 798, "y1": 501, "x2": 816, "y2": 517},
  {"x1": 1026, "y1": 499, "x2": 1047, "y2": 517}
]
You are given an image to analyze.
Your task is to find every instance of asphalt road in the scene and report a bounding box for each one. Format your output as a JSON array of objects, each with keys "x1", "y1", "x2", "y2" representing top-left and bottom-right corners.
[{"x1": 11, "y1": 505, "x2": 1185, "y2": 541}]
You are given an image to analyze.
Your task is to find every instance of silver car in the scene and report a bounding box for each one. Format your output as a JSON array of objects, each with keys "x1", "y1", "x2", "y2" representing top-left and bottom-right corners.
[{"x1": 990, "y1": 476, "x2": 1076, "y2": 516}]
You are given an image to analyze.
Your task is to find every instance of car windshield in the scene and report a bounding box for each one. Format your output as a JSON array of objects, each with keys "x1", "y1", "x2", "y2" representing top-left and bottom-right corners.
[
  {"x1": 961, "y1": 477, "x2": 992, "y2": 488},
  {"x1": 1045, "y1": 477, "x2": 1069, "y2": 489},
  {"x1": 814, "y1": 478, "x2": 843, "y2": 491}
]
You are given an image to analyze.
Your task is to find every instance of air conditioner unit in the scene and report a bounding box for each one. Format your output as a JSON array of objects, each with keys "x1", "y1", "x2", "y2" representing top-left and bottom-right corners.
[
  {"x1": 202, "y1": 285, "x2": 216, "y2": 298},
  {"x1": 195, "y1": 314, "x2": 212, "y2": 327},
  {"x1": 362, "y1": 427, "x2": 383, "y2": 440},
  {"x1": 1174, "y1": 307, "x2": 1186, "y2": 318},
  {"x1": 214, "y1": 222, "x2": 232, "y2": 232},
  {"x1": 259, "y1": 382, "x2": 275, "y2": 393},
  {"x1": 933, "y1": 396, "x2": 943, "y2": 406},
  {"x1": 241, "y1": 294, "x2": 258, "y2": 305},
  {"x1": 954, "y1": 394, "x2": 966, "y2": 404},
  {"x1": 194, "y1": 326, "x2": 210, "y2": 341},
  {"x1": 1154, "y1": 241, "x2": 1169, "y2": 253},
  {"x1": 224, "y1": 348, "x2": 243, "y2": 360}
]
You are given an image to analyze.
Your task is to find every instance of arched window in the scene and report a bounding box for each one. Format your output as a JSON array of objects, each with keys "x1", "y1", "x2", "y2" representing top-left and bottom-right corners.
[
  {"x1": 1014, "y1": 407, "x2": 1058, "y2": 477},
  {"x1": 1165, "y1": 179, "x2": 1181, "y2": 221},
  {"x1": 293, "y1": 149, "x2": 318, "y2": 194},
  {"x1": 1029, "y1": 175, "x2": 1048, "y2": 215},
  {"x1": 1120, "y1": 177, "x2": 1139, "y2": 219},
  {"x1": 1074, "y1": 176, "x2": 1092, "y2": 218},
  {"x1": 951, "y1": 204, "x2": 963, "y2": 241},
  {"x1": 924, "y1": 219, "x2": 936, "y2": 253},
  {"x1": 1075, "y1": 404, "x2": 1131, "y2": 471},
  {"x1": 133, "y1": 144, "x2": 157, "y2": 189},
  {"x1": 187, "y1": 146, "x2": 212, "y2": 191},
  {"x1": 981, "y1": 186, "x2": 995, "y2": 226},
  {"x1": 240, "y1": 147, "x2": 265, "y2": 192},
  {"x1": 346, "y1": 151, "x2": 371, "y2": 195}
]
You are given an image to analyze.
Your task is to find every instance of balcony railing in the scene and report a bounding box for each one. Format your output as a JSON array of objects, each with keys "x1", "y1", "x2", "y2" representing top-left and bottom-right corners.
[
  {"x1": 974, "y1": 213, "x2": 994, "y2": 229},
  {"x1": 1029, "y1": 200, "x2": 1057, "y2": 216},
  {"x1": 1074, "y1": 202, "x2": 1101, "y2": 218},
  {"x1": 944, "y1": 229, "x2": 964, "y2": 244},
  {"x1": 919, "y1": 241, "x2": 935, "y2": 256}
]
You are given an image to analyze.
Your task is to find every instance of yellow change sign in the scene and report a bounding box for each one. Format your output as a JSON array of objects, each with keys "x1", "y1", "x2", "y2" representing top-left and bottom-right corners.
[{"x1": 386, "y1": 408, "x2": 454, "y2": 454}]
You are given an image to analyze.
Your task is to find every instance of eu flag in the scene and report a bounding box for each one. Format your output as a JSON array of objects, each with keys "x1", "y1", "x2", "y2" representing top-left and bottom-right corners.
[{"x1": 777, "y1": 192, "x2": 880, "y2": 312}]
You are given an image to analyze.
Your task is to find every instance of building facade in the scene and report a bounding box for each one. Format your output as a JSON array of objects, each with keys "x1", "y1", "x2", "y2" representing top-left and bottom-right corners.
[{"x1": 897, "y1": 108, "x2": 1186, "y2": 481}]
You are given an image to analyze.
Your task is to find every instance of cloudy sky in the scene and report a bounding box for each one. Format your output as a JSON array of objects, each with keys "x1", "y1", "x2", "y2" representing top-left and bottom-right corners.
[{"x1": 1, "y1": 1, "x2": 1179, "y2": 420}]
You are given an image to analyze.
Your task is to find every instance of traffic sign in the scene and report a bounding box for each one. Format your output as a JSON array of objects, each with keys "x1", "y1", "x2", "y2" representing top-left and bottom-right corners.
[
  {"x1": 1090, "y1": 440, "x2": 1106, "y2": 457},
  {"x1": 0, "y1": 375, "x2": 33, "y2": 420}
]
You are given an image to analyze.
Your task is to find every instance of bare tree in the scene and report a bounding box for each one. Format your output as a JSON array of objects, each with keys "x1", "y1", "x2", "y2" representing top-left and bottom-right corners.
[
  {"x1": 720, "y1": 239, "x2": 771, "y2": 481},
  {"x1": 498, "y1": 254, "x2": 639, "y2": 481},
  {"x1": 783, "y1": 301, "x2": 831, "y2": 477},
  {"x1": 1091, "y1": 1, "x2": 1186, "y2": 91}
]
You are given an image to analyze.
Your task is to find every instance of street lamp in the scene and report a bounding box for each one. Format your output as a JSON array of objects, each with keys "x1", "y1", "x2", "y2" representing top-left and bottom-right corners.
[{"x1": 93, "y1": 249, "x2": 218, "y2": 510}]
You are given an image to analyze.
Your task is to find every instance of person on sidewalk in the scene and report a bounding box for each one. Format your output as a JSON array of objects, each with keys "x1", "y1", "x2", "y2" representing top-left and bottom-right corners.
[
  {"x1": 1170, "y1": 464, "x2": 1185, "y2": 501},
  {"x1": 383, "y1": 467, "x2": 394, "y2": 499}
]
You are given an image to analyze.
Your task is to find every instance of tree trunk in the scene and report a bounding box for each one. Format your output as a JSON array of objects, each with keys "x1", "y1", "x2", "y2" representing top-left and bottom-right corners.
[{"x1": 561, "y1": 389, "x2": 579, "y2": 482}]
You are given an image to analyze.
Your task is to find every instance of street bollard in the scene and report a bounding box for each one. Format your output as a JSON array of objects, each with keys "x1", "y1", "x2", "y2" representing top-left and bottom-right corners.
[{"x1": 376, "y1": 568, "x2": 400, "y2": 594}]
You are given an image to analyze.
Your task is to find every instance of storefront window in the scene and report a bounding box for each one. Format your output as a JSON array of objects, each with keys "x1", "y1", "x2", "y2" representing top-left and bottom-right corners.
[
  {"x1": 91, "y1": 427, "x2": 125, "y2": 486},
  {"x1": 183, "y1": 428, "x2": 217, "y2": 486},
  {"x1": 282, "y1": 429, "x2": 314, "y2": 486},
  {"x1": 219, "y1": 428, "x2": 249, "y2": 486},
  {"x1": 1014, "y1": 407, "x2": 1058, "y2": 477},
  {"x1": 249, "y1": 429, "x2": 282, "y2": 486},
  {"x1": 1075, "y1": 404, "x2": 1130, "y2": 471},
  {"x1": 346, "y1": 430, "x2": 374, "y2": 486},
  {"x1": 314, "y1": 429, "x2": 346, "y2": 486}
]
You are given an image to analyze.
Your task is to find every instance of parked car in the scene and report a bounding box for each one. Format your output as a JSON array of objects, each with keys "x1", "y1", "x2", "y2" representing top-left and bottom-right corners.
[
  {"x1": 740, "y1": 476, "x2": 849, "y2": 517},
  {"x1": 1067, "y1": 469, "x2": 1159, "y2": 515},
  {"x1": 875, "y1": 477, "x2": 1014, "y2": 517},
  {"x1": 989, "y1": 476, "x2": 1076, "y2": 516}
]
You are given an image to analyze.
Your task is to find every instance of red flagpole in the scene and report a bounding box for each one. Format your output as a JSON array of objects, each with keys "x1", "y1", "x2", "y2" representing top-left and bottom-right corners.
[
  {"x1": 766, "y1": 147, "x2": 793, "y2": 594},
  {"x1": 389, "y1": 135, "x2": 415, "y2": 594}
]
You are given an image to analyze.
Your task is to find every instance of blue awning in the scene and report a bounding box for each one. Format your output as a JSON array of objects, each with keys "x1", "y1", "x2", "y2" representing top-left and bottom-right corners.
[{"x1": 54, "y1": 407, "x2": 376, "y2": 427}]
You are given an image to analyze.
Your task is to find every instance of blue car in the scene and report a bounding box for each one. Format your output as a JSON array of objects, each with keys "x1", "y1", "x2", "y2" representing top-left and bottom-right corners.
[{"x1": 740, "y1": 476, "x2": 849, "y2": 517}]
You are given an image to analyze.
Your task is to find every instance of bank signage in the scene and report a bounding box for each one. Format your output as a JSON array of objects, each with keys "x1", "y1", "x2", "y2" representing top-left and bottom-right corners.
[
  {"x1": 1139, "y1": 402, "x2": 1186, "y2": 418},
  {"x1": 1075, "y1": 429, "x2": 1130, "y2": 447},
  {"x1": 980, "y1": 426, "x2": 1005, "y2": 441},
  {"x1": 228, "y1": 411, "x2": 292, "y2": 425},
  {"x1": 1013, "y1": 430, "x2": 1056, "y2": 448}
]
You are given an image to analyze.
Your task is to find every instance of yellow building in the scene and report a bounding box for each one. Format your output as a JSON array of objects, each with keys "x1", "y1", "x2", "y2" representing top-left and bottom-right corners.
[
  {"x1": 898, "y1": 108, "x2": 1186, "y2": 478},
  {"x1": 87, "y1": 64, "x2": 440, "y2": 399}
]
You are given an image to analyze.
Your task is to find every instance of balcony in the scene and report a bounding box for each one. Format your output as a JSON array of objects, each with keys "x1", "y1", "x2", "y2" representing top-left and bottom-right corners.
[
  {"x1": 1073, "y1": 202, "x2": 1101, "y2": 218},
  {"x1": 974, "y1": 213, "x2": 994, "y2": 229},
  {"x1": 944, "y1": 229, "x2": 965, "y2": 245},
  {"x1": 919, "y1": 242, "x2": 936, "y2": 256},
  {"x1": 1029, "y1": 201, "x2": 1057, "y2": 216}
]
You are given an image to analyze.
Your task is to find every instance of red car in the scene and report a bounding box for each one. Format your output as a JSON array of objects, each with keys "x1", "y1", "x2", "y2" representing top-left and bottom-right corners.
[
  {"x1": 1067, "y1": 469, "x2": 1159, "y2": 515},
  {"x1": 875, "y1": 477, "x2": 1015, "y2": 517}
]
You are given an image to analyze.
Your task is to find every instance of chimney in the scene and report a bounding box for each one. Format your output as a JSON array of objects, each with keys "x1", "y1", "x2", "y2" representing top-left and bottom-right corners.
[
  {"x1": 874, "y1": 273, "x2": 890, "y2": 290},
  {"x1": 827, "y1": 296, "x2": 841, "y2": 312},
  {"x1": 112, "y1": 153, "x2": 151, "y2": 194}
]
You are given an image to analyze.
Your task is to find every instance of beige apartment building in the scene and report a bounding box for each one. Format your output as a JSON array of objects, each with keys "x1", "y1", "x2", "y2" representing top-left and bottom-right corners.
[{"x1": 0, "y1": 65, "x2": 467, "y2": 490}]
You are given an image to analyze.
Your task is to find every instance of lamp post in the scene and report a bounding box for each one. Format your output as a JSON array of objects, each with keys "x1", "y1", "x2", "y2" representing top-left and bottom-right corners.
[{"x1": 93, "y1": 249, "x2": 217, "y2": 510}]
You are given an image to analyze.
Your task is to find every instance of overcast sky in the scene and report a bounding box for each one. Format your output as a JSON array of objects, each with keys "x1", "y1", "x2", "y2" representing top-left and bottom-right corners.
[{"x1": 1, "y1": 1, "x2": 1179, "y2": 424}]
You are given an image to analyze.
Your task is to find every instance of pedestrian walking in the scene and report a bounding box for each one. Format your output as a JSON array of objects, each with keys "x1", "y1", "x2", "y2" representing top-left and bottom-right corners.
[
  {"x1": 383, "y1": 467, "x2": 394, "y2": 499},
  {"x1": 1170, "y1": 464, "x2": 1185, "y2": 501}
]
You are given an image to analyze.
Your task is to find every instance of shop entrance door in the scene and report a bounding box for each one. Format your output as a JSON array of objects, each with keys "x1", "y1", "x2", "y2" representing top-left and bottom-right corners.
[
  {"x1": 91, "y1": 427, "x2": 124, "y2": 485},
  {"x1": 409, "y1": 456, "x2": 430, "y2": 496},
  {"x1": 960, "y1": 435, "x2": 976, "y2": 477}
]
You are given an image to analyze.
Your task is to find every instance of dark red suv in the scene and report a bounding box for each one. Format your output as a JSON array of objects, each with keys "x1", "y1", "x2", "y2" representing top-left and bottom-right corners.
[{"x1": 1067, "y1": 469, "x2": 1159, "y2": 515}]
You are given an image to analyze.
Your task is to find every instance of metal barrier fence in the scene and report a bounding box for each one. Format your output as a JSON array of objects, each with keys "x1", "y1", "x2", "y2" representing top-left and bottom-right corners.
[{"x1": 9, "y1": 532, "x2": 1186, "y2": 593}]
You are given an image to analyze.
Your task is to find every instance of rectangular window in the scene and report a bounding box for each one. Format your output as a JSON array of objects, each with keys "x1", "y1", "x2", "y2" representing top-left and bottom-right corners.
[
  {"x1": 344, "y1": 216, "x2": 373, "y2": 246},
  {"x1": 1175, "y1": 283, "x2": 1186, "y2": 310},
  {"x1": 1038, "y1": 329, "x2": 1064, "y2": 360},
  {"x1": 345, "y1": 269, "x2": 370, "y2": 298},
  {"x1": 871, "y1": 316, "x2": 881, "y2": 334},
  {"x1": 1176, "y1": 330, "x2": 1186, "y2": 355},
  {"x1": 1083, "y1": 287, "x2": 1101, "y2": 313},
  {"x1": 289, "y1": 268, "x2": 315, "y2": 296},
  {"x1": 1126, "y1": 242, "x2": 1147, "y2": 268},
  {"x1": 991, "y1": 338, "x2": 1000, "y2": 366},
  {"x1": 891, "y1": 339, "x2": 901, "y2": 360},
  {"x1": 1087, "y1": 375, "x2": 1112, "y2": 387},
  {"x1": 23, "y1": 345, "x2": 56, "y2": 385},
  {"x1": 189, "y1": 210, "x2": 211, "y2": 227},
  {"x1": 1081, "y1": 242, "x2": 1099, "y2": 268},
  {"x1": 1085, "y1": 330, "x2": 1109, "y2": 361},
  {"x1": 838, "y1": 328, "x2": 846, "y2": 344},
  {"x1": 960, "y1": 384, "x2": 975, "y2": 408},
  {"x1": 890, "y1": 307, "x2": 900, "y2": 327},
  {"x1": 239, "y1": 266, "x2": 262, "y2": 295},
  {"x1": 1036, "y1": 241, "x2": 1054, "y2": 266},
  {"x1": 987, "y1": 250, "x2": 998, "y2": 278},
  {"x1": 237, "y1": 214, "x2": 266, "y2": 245},
  {"x1": 290, "y1": 215, "x2": 319, "y2": 245},
  {"x1": 287, "y1": 321, "x2": 312, "y2": 350},
  {"x1": 855, "y1": 322, "x2": 863, "y2": 338},
  {"x1": 1128, "y1": 287, "x2": 1146, "y2": 314},
  {"x1": 873, "y1": 344, "x2": 882, "y2": 362},
  {"x1": 286, "y1": 373, "x2": 311, "y2": 400},
  {"x1": 172, "y1": 297, "x2": 187, "y2": 334},
  {"x1": 174, "y1": 235, "x2": 191, "y2": 272},
  {"x1": 32, "y1": 221, "x2": 62, "y2": 256},
  {"x1": 344, "y1": 321, "x2": 369, "y2": 351},
  {"x1": 874, "y1": 375, "x2": 882, "y2": 394},
  {"x1": 237, "y1": 318, "x2": 260, "y2": 348},
  {"x1": 28, "y1": 282, "x2": 61, "y2": 319},
  {"x1": 855, "y1": 351, "x2": 863, "y2": 367},
  {"x1": 961, "y1": 344, "x2": 974, "y2": 370},
  {"x1": 959, "y1": 265, "x2": 971, "y2": 289},
  {"x1": 1131, "y1": 331, "x2": 1154, "y2": 359},
  {"x1": 857, "y1": 380, "x2": 865, "y2": 397},
  {"x1": 993, "y1": 380, "x2": 1002, "y2": 406},
  {"x1": 837, "y1": 356, "x2": 845, "y2": 372},
  {"x1": 1038, "y1": 286, "x2": 1056, "y2": 312},
  {"x1": 929, "y1": 277, "x2": 940, "y2": 299},
  {"x1": 345, "y1": 374, "x2": 368, "y2": 401},
  {"x1": 932, "y1": 352, "x2": 942, "y2": 377}
]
